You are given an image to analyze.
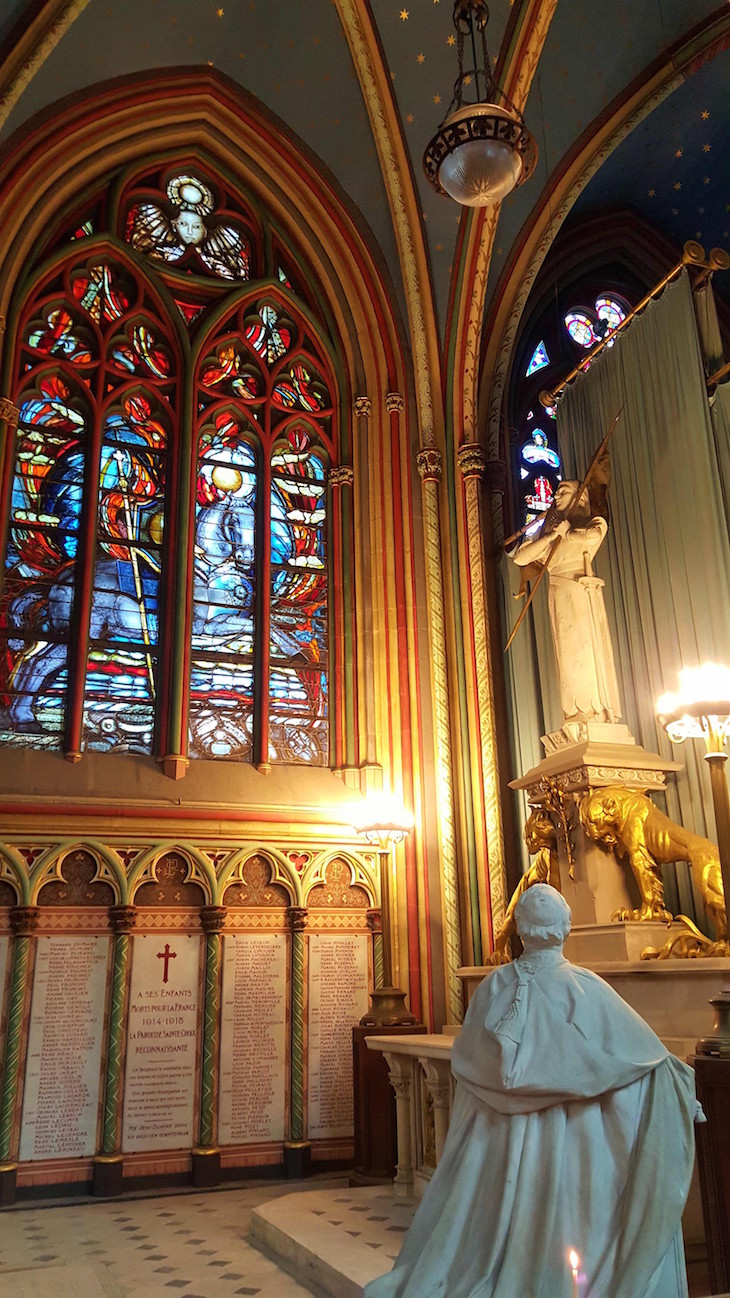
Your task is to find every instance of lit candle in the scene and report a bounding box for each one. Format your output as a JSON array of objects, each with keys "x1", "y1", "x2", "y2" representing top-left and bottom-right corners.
[{"x1": 568, "y1": 1249, "x2": 580, "y2": 1298}]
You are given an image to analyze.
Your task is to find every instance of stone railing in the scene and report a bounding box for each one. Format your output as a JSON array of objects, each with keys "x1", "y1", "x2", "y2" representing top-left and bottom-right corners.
[{"x1": 365, "y1": 1033, "x2": 455, "y2": 1198}]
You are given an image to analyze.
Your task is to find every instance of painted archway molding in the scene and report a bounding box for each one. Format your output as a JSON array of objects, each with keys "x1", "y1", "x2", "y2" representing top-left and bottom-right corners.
[{"x1": 480, "y1": 6, "x2": 730, "y2": 465}]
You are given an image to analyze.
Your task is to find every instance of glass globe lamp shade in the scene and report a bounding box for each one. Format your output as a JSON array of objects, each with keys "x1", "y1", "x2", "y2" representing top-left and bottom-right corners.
[{"x1": 424, "y1": 104, "x2": 537, "y2": 207}]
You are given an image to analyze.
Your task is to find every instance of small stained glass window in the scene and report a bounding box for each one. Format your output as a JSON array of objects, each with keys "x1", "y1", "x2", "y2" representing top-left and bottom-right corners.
[{"x1": 526, "y1": 340, "x2": 550, "y2": 376}]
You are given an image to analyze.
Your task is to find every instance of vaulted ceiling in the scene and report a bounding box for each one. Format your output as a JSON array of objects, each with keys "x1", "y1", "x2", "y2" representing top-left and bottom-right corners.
[{"x1": 1, "y1": 0, "x2": 728, "y2": 362}]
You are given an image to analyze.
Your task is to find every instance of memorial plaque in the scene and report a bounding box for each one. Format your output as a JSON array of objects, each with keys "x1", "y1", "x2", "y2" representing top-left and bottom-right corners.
[
  {"x1": 219, "y1": 932, "x2": 287, "y2": 1144},
  {"x1": 307, "y1": 933, "x2": 370, "y2": 1139},
  {"x1": 122, "y1": 934, "x2": 202, "y2": 1153},
  {"x1": 20, "y1": 935, "x2": 109, "y2": 1161}
]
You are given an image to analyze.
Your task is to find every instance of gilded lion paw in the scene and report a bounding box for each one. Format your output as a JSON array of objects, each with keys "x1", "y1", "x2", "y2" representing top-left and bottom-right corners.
[{"x1": 612, "y1": 905, "x2": 673, "y2": 923}]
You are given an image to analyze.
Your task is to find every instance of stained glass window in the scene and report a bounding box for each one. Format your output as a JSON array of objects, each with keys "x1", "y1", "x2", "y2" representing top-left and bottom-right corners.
[
  {"x1": 512, "y1": 287, "x2": 631, "y2": 531},
  {"x1": 0, "y1": 161, "x2": 338, "y2": 768},
  {"x1": 526, "y1": 340, "x2": 549, "y2": 376}
]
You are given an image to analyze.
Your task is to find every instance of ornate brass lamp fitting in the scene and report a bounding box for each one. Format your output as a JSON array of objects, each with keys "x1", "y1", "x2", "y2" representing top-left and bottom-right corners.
[
  {"x1": 656, "y1": 663, "x2": 730, "y2": 1054},
  {"x1": 423, "y1": 0, "x2": 537, "y2": 207}
]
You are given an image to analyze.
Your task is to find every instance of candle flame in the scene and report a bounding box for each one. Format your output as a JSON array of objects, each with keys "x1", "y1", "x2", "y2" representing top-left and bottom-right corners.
[{"x1": 568, "y1": 1249, "x2": 580, "y2": 1271}]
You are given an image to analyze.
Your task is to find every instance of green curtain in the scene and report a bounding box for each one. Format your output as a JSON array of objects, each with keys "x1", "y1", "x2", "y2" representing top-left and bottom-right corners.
[{"x1": 554, "y1": 270, "x2": 730, "y2": 924}]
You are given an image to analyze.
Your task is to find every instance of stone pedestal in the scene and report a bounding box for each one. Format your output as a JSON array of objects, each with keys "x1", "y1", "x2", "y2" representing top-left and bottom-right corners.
[{"x1": 510, "y1": 723, "x2": 681, "y2": 927}]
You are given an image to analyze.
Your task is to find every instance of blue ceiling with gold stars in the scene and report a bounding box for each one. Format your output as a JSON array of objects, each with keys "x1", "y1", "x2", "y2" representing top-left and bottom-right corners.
[
  {"x1": 571, "y1": 47, "x2": 730, "y2": 256},
  {"x1": 485, "y1": 0, "x2": 725, "y2": 308},
  {"x1": 0, "y1": 0, "x2": 727, "y2": 340}
]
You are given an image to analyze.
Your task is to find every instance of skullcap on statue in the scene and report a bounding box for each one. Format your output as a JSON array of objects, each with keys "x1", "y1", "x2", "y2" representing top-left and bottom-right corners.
[{"x1": 514, "y1": 883, "x2": 571, "y2": 946}]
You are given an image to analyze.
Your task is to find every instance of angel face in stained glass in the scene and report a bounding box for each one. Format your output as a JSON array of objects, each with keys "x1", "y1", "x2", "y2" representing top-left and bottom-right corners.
[{"x1": 126, "y1": 174, "x2": 250, "y2": 281}]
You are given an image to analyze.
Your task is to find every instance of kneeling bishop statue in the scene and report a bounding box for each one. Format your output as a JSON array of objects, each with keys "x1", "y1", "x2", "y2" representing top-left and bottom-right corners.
[{"x1": 364, "y1": 885, "x2": 703, "y2": 1298}]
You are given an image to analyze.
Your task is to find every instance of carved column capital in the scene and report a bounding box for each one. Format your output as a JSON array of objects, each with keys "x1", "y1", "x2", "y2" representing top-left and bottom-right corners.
[
  {"x1": 109, "y1": 904, "x2": 137, "y2": 934},
  {"x1": 417, "y1": 447, "x2": 443, "y2": 483},
  {"x1": 329, "y1": 464, "x2": 354, "y2": 489},
  {"x1": 0, "y1": 399, "x2": 19, "y2": 429},
  {"x1": 354, "y1": 396, "x2": 371, "y2": 418},
  {"x1": 288, "y1": 905, "x2": 308, "y2": 931},
  {"x1": 385, "y1": 392, "x2": 404, "y2": 414},
  {"x1": 201, "y1": 905, "x2": 227, "y2": 934},
  {"x1": 9, "y1": 906, "x2": 39, "y2": 935},
  {"x1": 458, "y1": 442, "x2": 487, "y2": 480},
  {"x1": 366, "y1": 907, "x2": 382, "y2": 934}
]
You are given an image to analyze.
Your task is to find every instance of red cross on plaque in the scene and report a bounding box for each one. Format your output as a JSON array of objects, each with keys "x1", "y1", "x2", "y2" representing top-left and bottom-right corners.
[{"x1": 157, "y1": 942, "x2": 177, "y2": 983}]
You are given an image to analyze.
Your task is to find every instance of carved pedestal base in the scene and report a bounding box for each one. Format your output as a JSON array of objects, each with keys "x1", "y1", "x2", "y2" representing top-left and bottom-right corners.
[
  {"x1": 0, "y1": 1162, "x2": 17, "y2": 1207},
  {"x1": 360, "y1": 987, "x2": 419, "y2": 1026},
  {"x1": 283, "y1": 1140, "x2": 311, "y2": 1180},
  {"x1": 191, "y1": 1146, "x2": 221, "y2": 1188},
  {"x1": 510, "y1": 733, "x2": 680, "y2": 927},
  {"x1": 93, "y1": 1154, "x2": 124, "y2": 1198}
]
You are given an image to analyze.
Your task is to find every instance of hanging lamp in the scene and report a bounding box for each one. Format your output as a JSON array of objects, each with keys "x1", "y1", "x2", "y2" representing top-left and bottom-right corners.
[{"x1": 423, "y1": 0, "x2": 537, "y2": 207}]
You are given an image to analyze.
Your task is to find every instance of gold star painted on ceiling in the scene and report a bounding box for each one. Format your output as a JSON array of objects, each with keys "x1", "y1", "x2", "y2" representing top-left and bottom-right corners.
[
  {"x1": 400, "y1": 8, "x2": 409, "y2": 18},
  {"x1": 433, "y1": 94, "x2": 442, "y2": 104},
  {"x1": 703, "y1": 143, "x2": 711, "y2": 152},
  {"x1": 216, "y1": 6, "x2": 224, "y2": 14},
  {"x1": 436, "y1": 243, "x2": 443, "y2": 250},
  {"x1": 463, "y1": 74, "x2": 472, "y2": 85},
  {"x1": 648, "y1": 189, "x2": 655, "y2": 197},
  {"x1": 390, "y1": 70, "x2": 396, "y2": 80},
  {"x1": 671, "y1": 207, "x2": 678, "y2": 215},
  {"x1": 703, "y1": 176, "x2": 710, "y2": 184},
  {"x1": 447, "y1": 34, "x2": 456, "y2": 45},
  {"x1": 417, "y1": 53, "x2": 425, "y2": 63},
  {"x1": 675, "y1": 148, "x2": 682, "y2": 158},
  {"x1": 701, "y1": 110, "x2": 710, "y2": 120},
  {"x1": 406, "y1": 113, "x2": 414, "y2": 124}
]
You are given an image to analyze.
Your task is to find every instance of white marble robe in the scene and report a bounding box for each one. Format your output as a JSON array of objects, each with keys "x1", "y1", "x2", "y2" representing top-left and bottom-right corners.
[{"x1": 365, "y1": 952, "x2": 700, "y2": 1298}]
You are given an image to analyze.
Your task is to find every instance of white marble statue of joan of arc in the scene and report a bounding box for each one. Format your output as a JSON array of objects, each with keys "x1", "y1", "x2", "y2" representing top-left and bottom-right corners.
[
  {"x1": 511, "y1": 480, "x2": 622, "y2": 727},
  {"x1": 364, "y1": 885, "x2": 703, "y2": 1298}
]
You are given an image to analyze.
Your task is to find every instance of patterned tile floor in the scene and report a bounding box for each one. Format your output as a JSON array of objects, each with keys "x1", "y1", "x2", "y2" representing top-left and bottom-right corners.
[{"x1": 0, "y1": 1180, "x2": 349, "y2": 1298}]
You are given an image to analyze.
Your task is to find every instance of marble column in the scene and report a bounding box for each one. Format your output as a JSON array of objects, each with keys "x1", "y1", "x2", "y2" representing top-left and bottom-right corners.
[
  {"x1": 192, "y1": 905, "x2": 226, "y2": 1188},
  {"x1": 284, "y1": 905, "x2": 311, "y2": 1177},
  {"x1": 0, "y1": 906, "x2": 39, "y2": 1206},
  {"x1": 94, "y1": 904, "x2": 135, "y2": 1197},
  {"x1": 382, "y1": 1050, "x2": 415, "y2": 1197}
]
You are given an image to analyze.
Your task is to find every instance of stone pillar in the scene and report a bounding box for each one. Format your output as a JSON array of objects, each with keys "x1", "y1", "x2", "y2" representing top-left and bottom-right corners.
[
  {"x1": 419, "y1": 1057, "x2": 452, "y2": 1164},
  {"x1": 284, "y1": 906, "x2": 311, "y2": 1178},
  {"x1": 417, "y1": 444, "x2": 463, "y2": 1024},
  {"x1": 382, "y1": 1050, "x2": 415, "y2": 1197},
  {"x1": 0, "y1": 905, "x2": 39, "y2": 1206},
  {"x1": 458, "y1": 442, "x2": 507, "y2": 935},
  {"x1": 192, "y1": 905, "x2": 226, "y2": 1188},
  {"x1": 93, "y1": 904, "x2": 136, "y2": 1197}
]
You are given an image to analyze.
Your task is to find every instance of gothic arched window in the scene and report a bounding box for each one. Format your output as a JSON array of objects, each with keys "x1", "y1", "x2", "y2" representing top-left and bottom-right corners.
[
  {"x1": 509, "y1": 288, "x2": 630, "y2": 533},
  {"x1": 0, "y1": 162, "x2": 337, "y2": 768}
]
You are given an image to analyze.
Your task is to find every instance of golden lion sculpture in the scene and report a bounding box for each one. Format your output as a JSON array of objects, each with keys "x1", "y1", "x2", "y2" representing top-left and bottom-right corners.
[
  {"x1": 579, "y1": 786, "x2": 727, "y2": 939},
  {"x1": 487, "y1": 805, "x2": 561, "y2": 964}
]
